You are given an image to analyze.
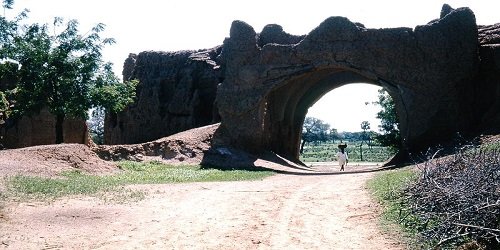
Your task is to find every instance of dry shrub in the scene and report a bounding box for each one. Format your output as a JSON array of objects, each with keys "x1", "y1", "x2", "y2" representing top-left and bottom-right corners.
[{"x1": 405, "y1": 145, "x2": 499, "y2": 249}]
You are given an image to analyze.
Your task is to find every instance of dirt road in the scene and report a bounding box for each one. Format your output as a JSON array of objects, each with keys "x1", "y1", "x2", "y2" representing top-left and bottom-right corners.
[{"x1": 1, "y1": 165, "x2": 403, "y2": 249}]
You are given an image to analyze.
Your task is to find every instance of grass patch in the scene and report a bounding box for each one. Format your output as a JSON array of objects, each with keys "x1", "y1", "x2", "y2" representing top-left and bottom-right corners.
[
  {"x1": 0, "y1": 189, "x2": 5, "y2": 219},
  {"x1": 7, "y1": 161, "x2": 274, "y2": 201},
  {"x1": 480, "y1": 140, "x2": 500, "y2": 152},
  {"x1": 300, "y1": 141, "x2": 395, "y2": 162},
  {"x1": 367, "y1": 167, "x2": 422, "y2": 247}
]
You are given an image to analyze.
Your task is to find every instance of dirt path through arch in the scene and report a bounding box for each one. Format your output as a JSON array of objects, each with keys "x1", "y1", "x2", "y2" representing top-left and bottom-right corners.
[{"x1": 1, "y1": 165, "x2": 404, "y2": 249}]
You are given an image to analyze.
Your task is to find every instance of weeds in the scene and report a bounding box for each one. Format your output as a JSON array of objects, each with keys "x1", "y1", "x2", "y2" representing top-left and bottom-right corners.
[{"x1": 367, "y1": 167, "x2": 420, "y2": 246}]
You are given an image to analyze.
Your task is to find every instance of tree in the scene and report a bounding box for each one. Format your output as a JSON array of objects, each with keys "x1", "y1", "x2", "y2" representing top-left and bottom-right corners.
[
  {"x1": 2, "y1": 0, "x2": 13, "y2": 16},
  {"x1": 301, "y1": 117, "x2": 319, "y2": 153},
  {"x1": 317, "y1": 122, "x2": 330, "y2": 143},
  {"x1": 0, "y1": 4, "x2": 21, "y2": 145},
  {"x1": 359, "y1": 121, "x2": 370, "y2": 161},
  {"x1": 329, "y1": 128, "x2": 339, "y2": 143},
  {"x1": 88, "y1": 108, "x2": 105, "y2": 144},
  {"x1": 361, "y1": 121, "x2": 370, "y2": 137},
  {"x1": 2, "y1": 0, "x2": 13, "y2": 10},
  {"x1": 2, "y1": 5, "x2": 137, "y2": 144},
  {"x1": 360, "y1": 120, "x2": 373, "y2": 149},
  {"x1": 0, "y1": 90, "x2": 9, "y2": 128},
  {"x1": 373, "y1": 89, "x2": 401, "y2": 150},
  {"x1": 367, "y1": 131, "x2": 377, "y2": 148},
  {"x1": 300, "y1": 116, "x2": 332, "y2": 153},
  {"x1": 339, "y1": 131, "x2": 362, "y2": 142}
]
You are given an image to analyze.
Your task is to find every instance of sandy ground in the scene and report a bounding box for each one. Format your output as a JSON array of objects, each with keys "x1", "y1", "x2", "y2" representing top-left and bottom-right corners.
[
  {"x1": 0, "y1": 164, "x2": 404, "y2": 249},
  {"x1": 0, "y1": 124, "x2": 497, "y2": 249}
]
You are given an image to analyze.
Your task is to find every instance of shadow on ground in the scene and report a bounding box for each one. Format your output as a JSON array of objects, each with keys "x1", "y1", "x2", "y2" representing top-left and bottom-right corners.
[{"x1": 200, "y1": 145, "x2": 407, "y2": 176}]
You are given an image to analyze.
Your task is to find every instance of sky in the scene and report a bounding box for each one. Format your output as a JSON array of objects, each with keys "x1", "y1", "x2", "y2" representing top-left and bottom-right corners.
[{"x1": 8, "y1": 0, "x2": 500, "y2": 132}]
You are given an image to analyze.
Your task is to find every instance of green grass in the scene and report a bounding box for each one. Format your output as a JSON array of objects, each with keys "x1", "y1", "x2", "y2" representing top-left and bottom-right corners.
[
  {"x1": 300, "y1": 141, "x2": 395, "y2": 162},
  {"x1": 367, "y1": 167, "x2": 423, "y2": 247},
  {"x1": 480, "y1": 140, "x2": 500, "y2": 152},
  {"x1": 6, "y1": 161, "x2": 274, "y2": 201}
]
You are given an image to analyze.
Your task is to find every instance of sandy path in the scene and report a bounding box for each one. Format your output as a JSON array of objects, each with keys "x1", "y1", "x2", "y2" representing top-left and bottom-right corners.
[{"x1": 0, "y1": 165, "x2": 403, "y2": 249}]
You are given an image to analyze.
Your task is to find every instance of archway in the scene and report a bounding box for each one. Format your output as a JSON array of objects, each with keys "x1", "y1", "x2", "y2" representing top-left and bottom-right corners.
[
  {"x1": 262, "y1": 69, "x2": 405, "y2": 161},
  {"x1": 302, "y1": 83, "x2": 387, "y2": 161},
  {"x1": 213, "y1": 8, "x2": 479, "y2": 162}
]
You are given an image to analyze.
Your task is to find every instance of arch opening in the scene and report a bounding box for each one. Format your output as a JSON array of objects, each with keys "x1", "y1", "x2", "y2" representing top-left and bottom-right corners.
[
  {"x1": 301, "y1": 83, "x2": 398, "y2": 163},
  {"x1": 261, "y1": 68, "x2": 406, "y2": 163},
  {"x1": 306, "y1": 83, "x2": 383, "y2": 134}
]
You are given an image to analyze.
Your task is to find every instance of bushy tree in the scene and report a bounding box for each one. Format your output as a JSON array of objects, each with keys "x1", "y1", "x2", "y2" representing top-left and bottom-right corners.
[
  {"x1": 361, "y1": 121, "x2": 370, "y2": 142},
  {"x1": 301, "y1": 117, "x2": 332, "y2": 153},
  {"x1": 359, "y1": 121, "x2": 371, "y2": 161},
  {"x1": 329, "y1": 128, "x2": 339, "y2": 143},
  {"x1": 2, "y1": 0, "x2": 13, "y2": 17},
  {"x1": 1, "y1": 2, "x2": 137, "y2": 144},
  {"x1": 0, "y1": 90, "x2": 8, "y2": 122},
  {"x1": 301, "y1": 117, "x2": 320, "y2": 152},
  {"x1": 317, "y1": 122, "x2": 330, "y2": 143},
  {"x1": 2, "y1": 0, "x2": 13, "y2": 10},
  {"x1": 373, "y1": 89, "x2": 401, "y2": 150},
  {"x1": 88, "y1": 108, "x2": 104, "y2": 144},
  {"x1": 0, "y1": 61, "x2": 16, "y2": 123}
]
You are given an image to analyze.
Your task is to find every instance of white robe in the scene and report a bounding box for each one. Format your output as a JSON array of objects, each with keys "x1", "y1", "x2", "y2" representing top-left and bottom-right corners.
[{"x1": 337, "y1": 151, "x2": 348, "y2": 166}]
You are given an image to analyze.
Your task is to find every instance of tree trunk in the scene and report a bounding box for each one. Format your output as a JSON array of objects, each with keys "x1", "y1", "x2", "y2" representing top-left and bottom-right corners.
[
  {"x1": 359, "y1": 144, "x2": 363, "y2": 161},
  {"x1": 55, "y1": 114, "x2": 65, "y2": 144},
  {"x1": 300, "y1": 140, "x2": 306, "y2": 154}
]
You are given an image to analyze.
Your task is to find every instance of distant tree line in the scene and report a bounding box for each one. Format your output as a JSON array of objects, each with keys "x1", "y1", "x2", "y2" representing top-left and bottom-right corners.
[
  {"x1": 300, "y1": 117, "x2": 375, "y2": 153},
  {"x1": 301, "y1": 88, "x2": 401, "y2": 153}
]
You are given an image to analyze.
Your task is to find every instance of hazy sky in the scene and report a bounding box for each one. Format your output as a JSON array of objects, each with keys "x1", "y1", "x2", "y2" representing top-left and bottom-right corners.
[{"x1": 9, "y1": 0, "x2": 500, "y2": 132}]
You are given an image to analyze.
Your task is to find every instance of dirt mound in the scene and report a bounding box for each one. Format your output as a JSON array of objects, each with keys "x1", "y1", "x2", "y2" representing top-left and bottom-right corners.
[
  {"x1": 0, "y1": 144, "x2": 118, "y2": 177},
  {"x1": 0, "y1": 123, "x2": 299, "y2": 179},
  {"x1": 480, "y1": 134, "x2": 500, "y2": 145},
  {"x1": 95, "y1": 123, "x2": 311, "y2": 172},
  {"x1": 95, "y1": 124, "x2": 218, "y2": 165}
]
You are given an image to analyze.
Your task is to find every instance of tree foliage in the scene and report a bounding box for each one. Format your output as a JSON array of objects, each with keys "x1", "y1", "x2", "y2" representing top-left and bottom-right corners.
[
  {"x1": 1, "y1": 2, "x2": 137, "y2": 144},
  {"x1": 360, "y1": 121, "x2": 370, "y2": 142},
  {"x1": 359, "y1": 120, "x2": 371, "y2": 160},
  {"x1": 360, "y1": 120, "x2": 370, "y2": 131},
  {"x1": 0, "y1": 61, "x2": 16, "y2": 123},
  {"x1": 0, "y1": 90, "x2": 8, "y2": 121},
  {"x1": 329, "y1": 128, "x2": 339, "y2": 143},
  {"x1": 88, "y1": 107, "x2": 104, "y2": 144},
  {"x1": 373, "y1": 89, "x2": 401, "y2": 150},
  {"x1": 300, "y1": 117, "x2": 339, "y2": 153},
  {"x1": 302, "y1": 117, "x2": 330, "y2": 142},
  {"x1": 2, "y1": 0, "x2": 14, "y2": 10}
]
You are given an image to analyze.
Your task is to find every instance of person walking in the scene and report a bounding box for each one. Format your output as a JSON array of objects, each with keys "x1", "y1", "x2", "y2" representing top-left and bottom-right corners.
[{"x1": 337, "y1": 143, "x2": 348, "y2": 171}]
